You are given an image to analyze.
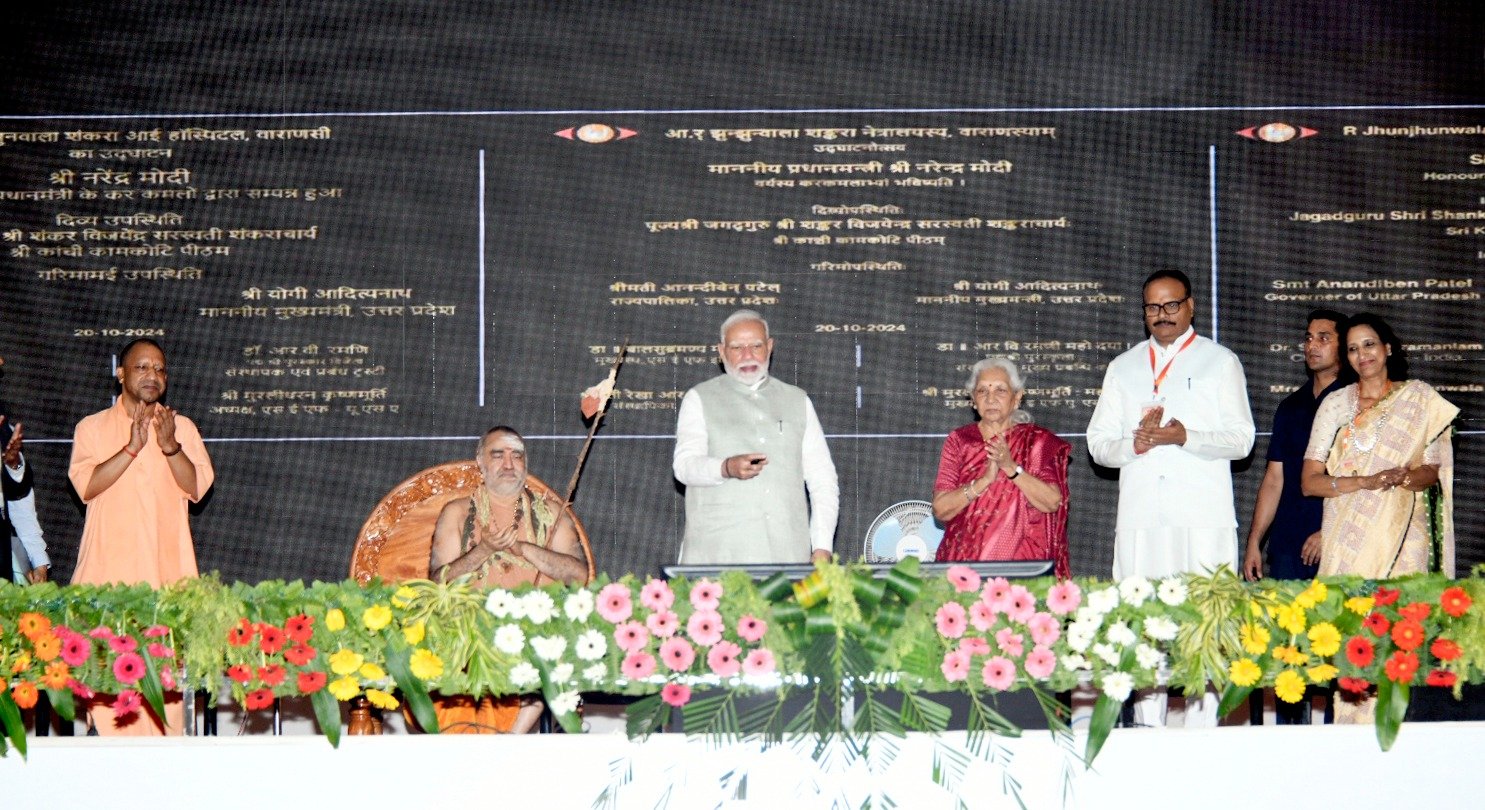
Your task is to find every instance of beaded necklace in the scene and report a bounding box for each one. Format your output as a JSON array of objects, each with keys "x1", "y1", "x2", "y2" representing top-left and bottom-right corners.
[{"x1": 1345, "y1": 380, "x2": 1394, "y2": 455}]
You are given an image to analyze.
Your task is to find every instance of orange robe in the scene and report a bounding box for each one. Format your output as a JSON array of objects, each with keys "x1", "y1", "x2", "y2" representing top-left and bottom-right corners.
[
  {"x1": 69, "y1": 399, "x2": 213, "y2": 736},
  {"x1": 69, "y1": 399, "x2": 214, "y2": 587}
]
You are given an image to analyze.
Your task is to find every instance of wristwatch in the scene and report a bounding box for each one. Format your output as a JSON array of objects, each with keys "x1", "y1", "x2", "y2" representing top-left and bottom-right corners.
[{"x1": 1007, "y1": 465, "x2": 1023, "y2": 480}]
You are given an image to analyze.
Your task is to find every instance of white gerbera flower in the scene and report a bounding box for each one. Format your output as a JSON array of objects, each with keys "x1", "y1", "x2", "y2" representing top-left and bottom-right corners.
[
  {"x1": 1135, "y1": 643, "x2": 1165, "y2": 671},
  {"x1": 1088, "y1": 587, "x2": 1120, "y2": 615},
  {"x1": 493, "y1": 624, "x2": 526, "y2": 655},
  {"x1": 549, "y1": 690, "x2": 581, "y2": 716},
  {"x1": 509, "y1": 662, "x2": 541, "y2": 689},
  {"x1": 1061, "y1": 653, "x2": 1091, "y2": 672},
  {"x1": 1142, "y1": 616, "x2": 1179, "y2": 642},
  {"x1": 530, "y1": 635, "x2": 568, "y2": 661},
  {"x1": 575, "y1": 629, "x2": 607, "y2": 661},
  {"x1": 1067, "y1": 620, "x2": 1097, "y2": 652},
  {"x1": 1092, "y1": 642, "x2": 1121, "y2": 667},
  {"x1": 564, "y1": 589, "x2": 595, "y2": 622},
  {"x1": 1074, "y1": 606, "x2": 1107, "y2": 627},
  {"x1": 1118, "y1": 576, "x2": 1153, "y2": 606},
  {"x1": 522, "y1": 591, "x2": 556, "y2": 624},
  {"x1": 1106, "y1": 621, "x2": 1137, "y2": 646},
  {"x1": 485, "y1": 589, "x2": 517, "y2": 618},
  {"x1": 582, "y1": 664, "x2": 608, "y2": 683},
  {"x1": 550, "y1": 662, "x2": 575, "y2": 685},
  {"x1": 1101, "y1": 671, "x2": 1135, "y2": 702},
  {"x1": 1158, "y1": 578, "x2": 1188, "y2": 606}
]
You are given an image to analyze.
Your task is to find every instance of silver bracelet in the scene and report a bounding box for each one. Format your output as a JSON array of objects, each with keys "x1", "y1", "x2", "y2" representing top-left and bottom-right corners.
[{"x1": 1331, "y1": 476, "x2": 1340, "y2": 493}]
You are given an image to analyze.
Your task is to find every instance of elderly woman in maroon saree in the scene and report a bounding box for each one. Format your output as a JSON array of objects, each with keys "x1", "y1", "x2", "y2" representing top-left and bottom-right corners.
[{"x1": 932, "y1": 357, "x2": 1072, "y2": 577}]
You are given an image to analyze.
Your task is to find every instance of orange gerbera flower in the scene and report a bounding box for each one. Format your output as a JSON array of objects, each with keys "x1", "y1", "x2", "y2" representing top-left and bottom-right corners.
[
  {"x1": 32, "y1": 632, "x2": 62, "y2": 662},
  {"x1": 1440, "y1": 587, "x2": 1473, "y2": 618},
  {"x1": 16, "y1": 612, "x2": 51, "y2": 641},
  {"x1": 1390, "y1": 619, "x2": 1424, "y2": 652},
  {"x1": 10, "y1": 681, "x2": 39, "y2": 710},
  {"x1": 41, "y1": 661, "x2": 71, "y2": 690},
  {"x1": 1383, "y1": 651, "x2": 1419, "y2": 684}
]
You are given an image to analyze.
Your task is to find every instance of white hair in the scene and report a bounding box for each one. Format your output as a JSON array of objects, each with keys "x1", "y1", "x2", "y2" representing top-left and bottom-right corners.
[
  {"x1": 719, "y1": 309, "x2": 769, "y2": 343},
  {"x1": 966, "y1": 356, "x2": 1032, "y2": 424}
]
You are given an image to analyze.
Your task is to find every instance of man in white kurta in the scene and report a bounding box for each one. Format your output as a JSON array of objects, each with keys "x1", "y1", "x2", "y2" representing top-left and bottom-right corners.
[
  {"x1": 673, "y1": 309, "x2": 839, "y2": 565},
  {"x1": 1086, "y1": 270, "x2": 1254, "y2": 725}
]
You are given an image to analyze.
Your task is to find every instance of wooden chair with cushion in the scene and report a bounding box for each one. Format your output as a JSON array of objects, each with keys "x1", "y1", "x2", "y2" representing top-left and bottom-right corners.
[
  {"x1": 349, "y1": 460, "x2": 595, "y2": 585},
  {"x1": 348, "y1": 460, "x2": 595, "y2": 734}
]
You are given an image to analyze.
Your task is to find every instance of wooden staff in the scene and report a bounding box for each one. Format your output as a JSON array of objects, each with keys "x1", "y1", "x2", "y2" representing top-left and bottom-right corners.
[{"x1": 562, "y1": 338, "x2": 627, "y2": 507}]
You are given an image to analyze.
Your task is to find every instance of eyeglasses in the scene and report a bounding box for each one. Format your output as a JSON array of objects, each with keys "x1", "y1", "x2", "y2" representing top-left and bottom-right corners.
[{"x1": 1142, "y1": 297, "x2": 1189, "y2": 317}]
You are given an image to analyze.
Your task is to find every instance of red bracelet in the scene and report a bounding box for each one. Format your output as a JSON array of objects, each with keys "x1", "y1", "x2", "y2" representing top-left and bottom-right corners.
[
  {"x1": 162, "y1": 444, "x2": 182, "y2": 457},
  {"x1": 123, "y1": 445, "x2": 138, "y2": 458}
]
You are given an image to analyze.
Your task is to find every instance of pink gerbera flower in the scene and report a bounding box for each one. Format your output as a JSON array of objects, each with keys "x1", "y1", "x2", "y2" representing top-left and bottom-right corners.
[
  {"x1": 935, "y1": 602, "x2": 967, "y2": 639},
  {"x1": 596, "y1": 583, "x2": 634, "y2": 624},
  {"x1": 87, "y1": 626, "x2": 116, "y2": 641},
  {"x1": 108, "y1": 634, "x2": 138, "y2": 654},
  {"x1": 621, "y1": 651, "x2": 657, "y2": 680},
  {"x1": 659, "y1": 637, "x2": 697, "y2": 672},
  {"x1": 969, "y1": 601, "x2": 997, "y2": 632},
  {"x1": 112, "y1": 651, "x2": 146, "y2": 685},
  {"x1": 1026, "y1": 612, "x2": 1061, "y2": 646},
  {"x1": 981, "y1": 656, "x2": 1016, "y2": 691},
  {"x1": 146, "y1": 643, "x2": 175, "y2": 660},
  {"x1": 646, "y1": 610, "x2": 679, "y2": 638},
  {"x1": 1024, "y1": 646, "x2": 1056, "y2": 679},
  {"x1": 941, "y1": 649, "x2": 971, "y2": 682},
  {"x1": 946, "y1": 565, "x2": 982, "y2": 593},
  {"x1": 112, "y1": 690, "x2": 143, "y2": 716},
  {"x1": 60, "y1": 634, "x2": 92, "y2": 667},
  {"x1": 707, "y1": 641, "x2": 743, "y2": 677},
  {"x1": 981, "y1": 578, "x2": 1014, "y2": 613},
  {"x1": 689, "y1": 579, "x2": 724, "y2": 611},
  {"x1": 994, "y1": 628, "x2": 1025, "y2": 658},
  {"x1": 640, "y1": 580, "x2": 676, "y2": 612},
  {"x1": 613, "y1": 621, "x2": 651, "y2": 653},
  {"x1": 959, "y1": 637, "x2": 990, "y2": 657},
  {"x1": 142, "y1": 625, "x2": 171, "y2": 638},
  {"x1": 661, "y1": 683, "x2": 692, "y2": 707},
  {"x1": 736, "y1": 615, "x2": 767, "y2": 643},
  {"x1": 742, "y1": 649, "x2": 776, "y2": 677},
  {"x1": 1005, "y1": 586, "x2": 1036, "y2": 623},
  {"x1": 159, "y1": 665, "x2": 177, "y2": 691},
  {"x1": 1046, "y1": 580, "x2": 1082, "y2": 615},
  {"x1": 686, "y1": 610, "x2": 724, "y2": 647}
]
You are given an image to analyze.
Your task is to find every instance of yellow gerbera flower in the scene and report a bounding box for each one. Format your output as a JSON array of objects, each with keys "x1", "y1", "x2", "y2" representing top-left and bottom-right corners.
[
  {"x1": 1274, "y1": 669, "x2": 1307, "y2": 703},
  {"x1": 402, "y1": 621, "x2": 426, "y2": 646},
  {"x1": 359, "y1": 663, "x2": 387, "y2": 682},
  {"x1": 1294, "y1": 580, "x2": 1328, "y2": 609},
  {"x1": 1344, "y1": 596, "x2": 1374, "y2": 616},
  {"x1": 365, "y1": 688, "x2": 399, "y2": 710},
  {"x1": 1274, "y1": 645, "x2": 1310, "y2": 667},
  {"x1": 1306, "y1": 664, "x2": 1338, "y2": 684},
  {"x1": 328, "y1": 675, "x2": 361, "y2": 701},
  {"x1": 391, "y1": 586, "x2": 417, "y2": 608},
  {"x1": 329, "y1": 649, "x2": 364, "y2": 676},
  {"x1": 409, "y1": 649, "x2": 444, "y2": 681},
  {"x1": 363, "y1": 604, "x2": 393, "y2": 632},
  {"x1": 1307, "y1": 622, "x2": 1341, "y2": 658},
  {"x1": 1239, "y1": 624, "x2": 1271, "y2": 656},
  {"x1": 1274, "y1": 604, "x2": 1307, "y2": 635},
  {"x1": 325, "y1": 608, "x2": 346, "y2": 632},
  {"x1": 1229, "y1": 658, "x2": 1262, "y2": 687}
]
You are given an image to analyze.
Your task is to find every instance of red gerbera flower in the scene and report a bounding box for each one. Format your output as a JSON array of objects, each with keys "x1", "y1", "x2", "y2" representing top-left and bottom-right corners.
[
  {"x1": 296, "y1": 671, "x2": 327, "y2": 694},
  {"x1": 284, "y1": 643, "x2": 318, "y2": 667},
  {"x1": 226, "y1": 619, "x2": 254, "y2": 647},
  {"x1": 1390, "y1": 619, "x2": 1425, "y2": 652},
  {"x1": 1345, "y1": 636, "x2": 1375, "y2": 668},
  {"x1": 1440, "y1": 587, "x2": 1473, "y2": 619},
  {"x1": 1431, "y1": 638, "x2": 1462, "y2": 662},
  {"x1": 1363, "y1": 612, "x2": 1390, "y2": 637},
  {"x1": 1338, "y1": 677, "x2": 1371, "y2": 694},
  {"x1": 257, "y1": 664, "x2": 287, "y2": 687},
  {"x1": 1398, "y1": 602, "x2": 1431, "y2": 623},
  {"x1": 284, "y1": 614, "x2": 315, "y2": 643},
  {"x1": 1383, "y1": 651, "x2": 1419, "y2": 684},
  {"x1": 1425, "y1": 670, "x2": 1457, "y2": 688},
  {"x1": 226, "y1": 664, "x2": 253, "y2": 684},
  {"x1": 112, "y1": 690, "x2": 142, "y2": 716},
  {"x1": 244, "y1": 688, "x2": 275, "y2": 710},
  {"x1": 1373, "y1": 587, "x2": 1401, "y2": 607},
  {"x1": 258, "y1": 626, "x2": 286, "y2": 655}
]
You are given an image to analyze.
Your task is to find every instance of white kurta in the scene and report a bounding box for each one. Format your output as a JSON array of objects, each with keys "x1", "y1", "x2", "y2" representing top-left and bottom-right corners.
[{"x1": 1086, "y1": 328, "x2": 1255, "y2": 579}]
